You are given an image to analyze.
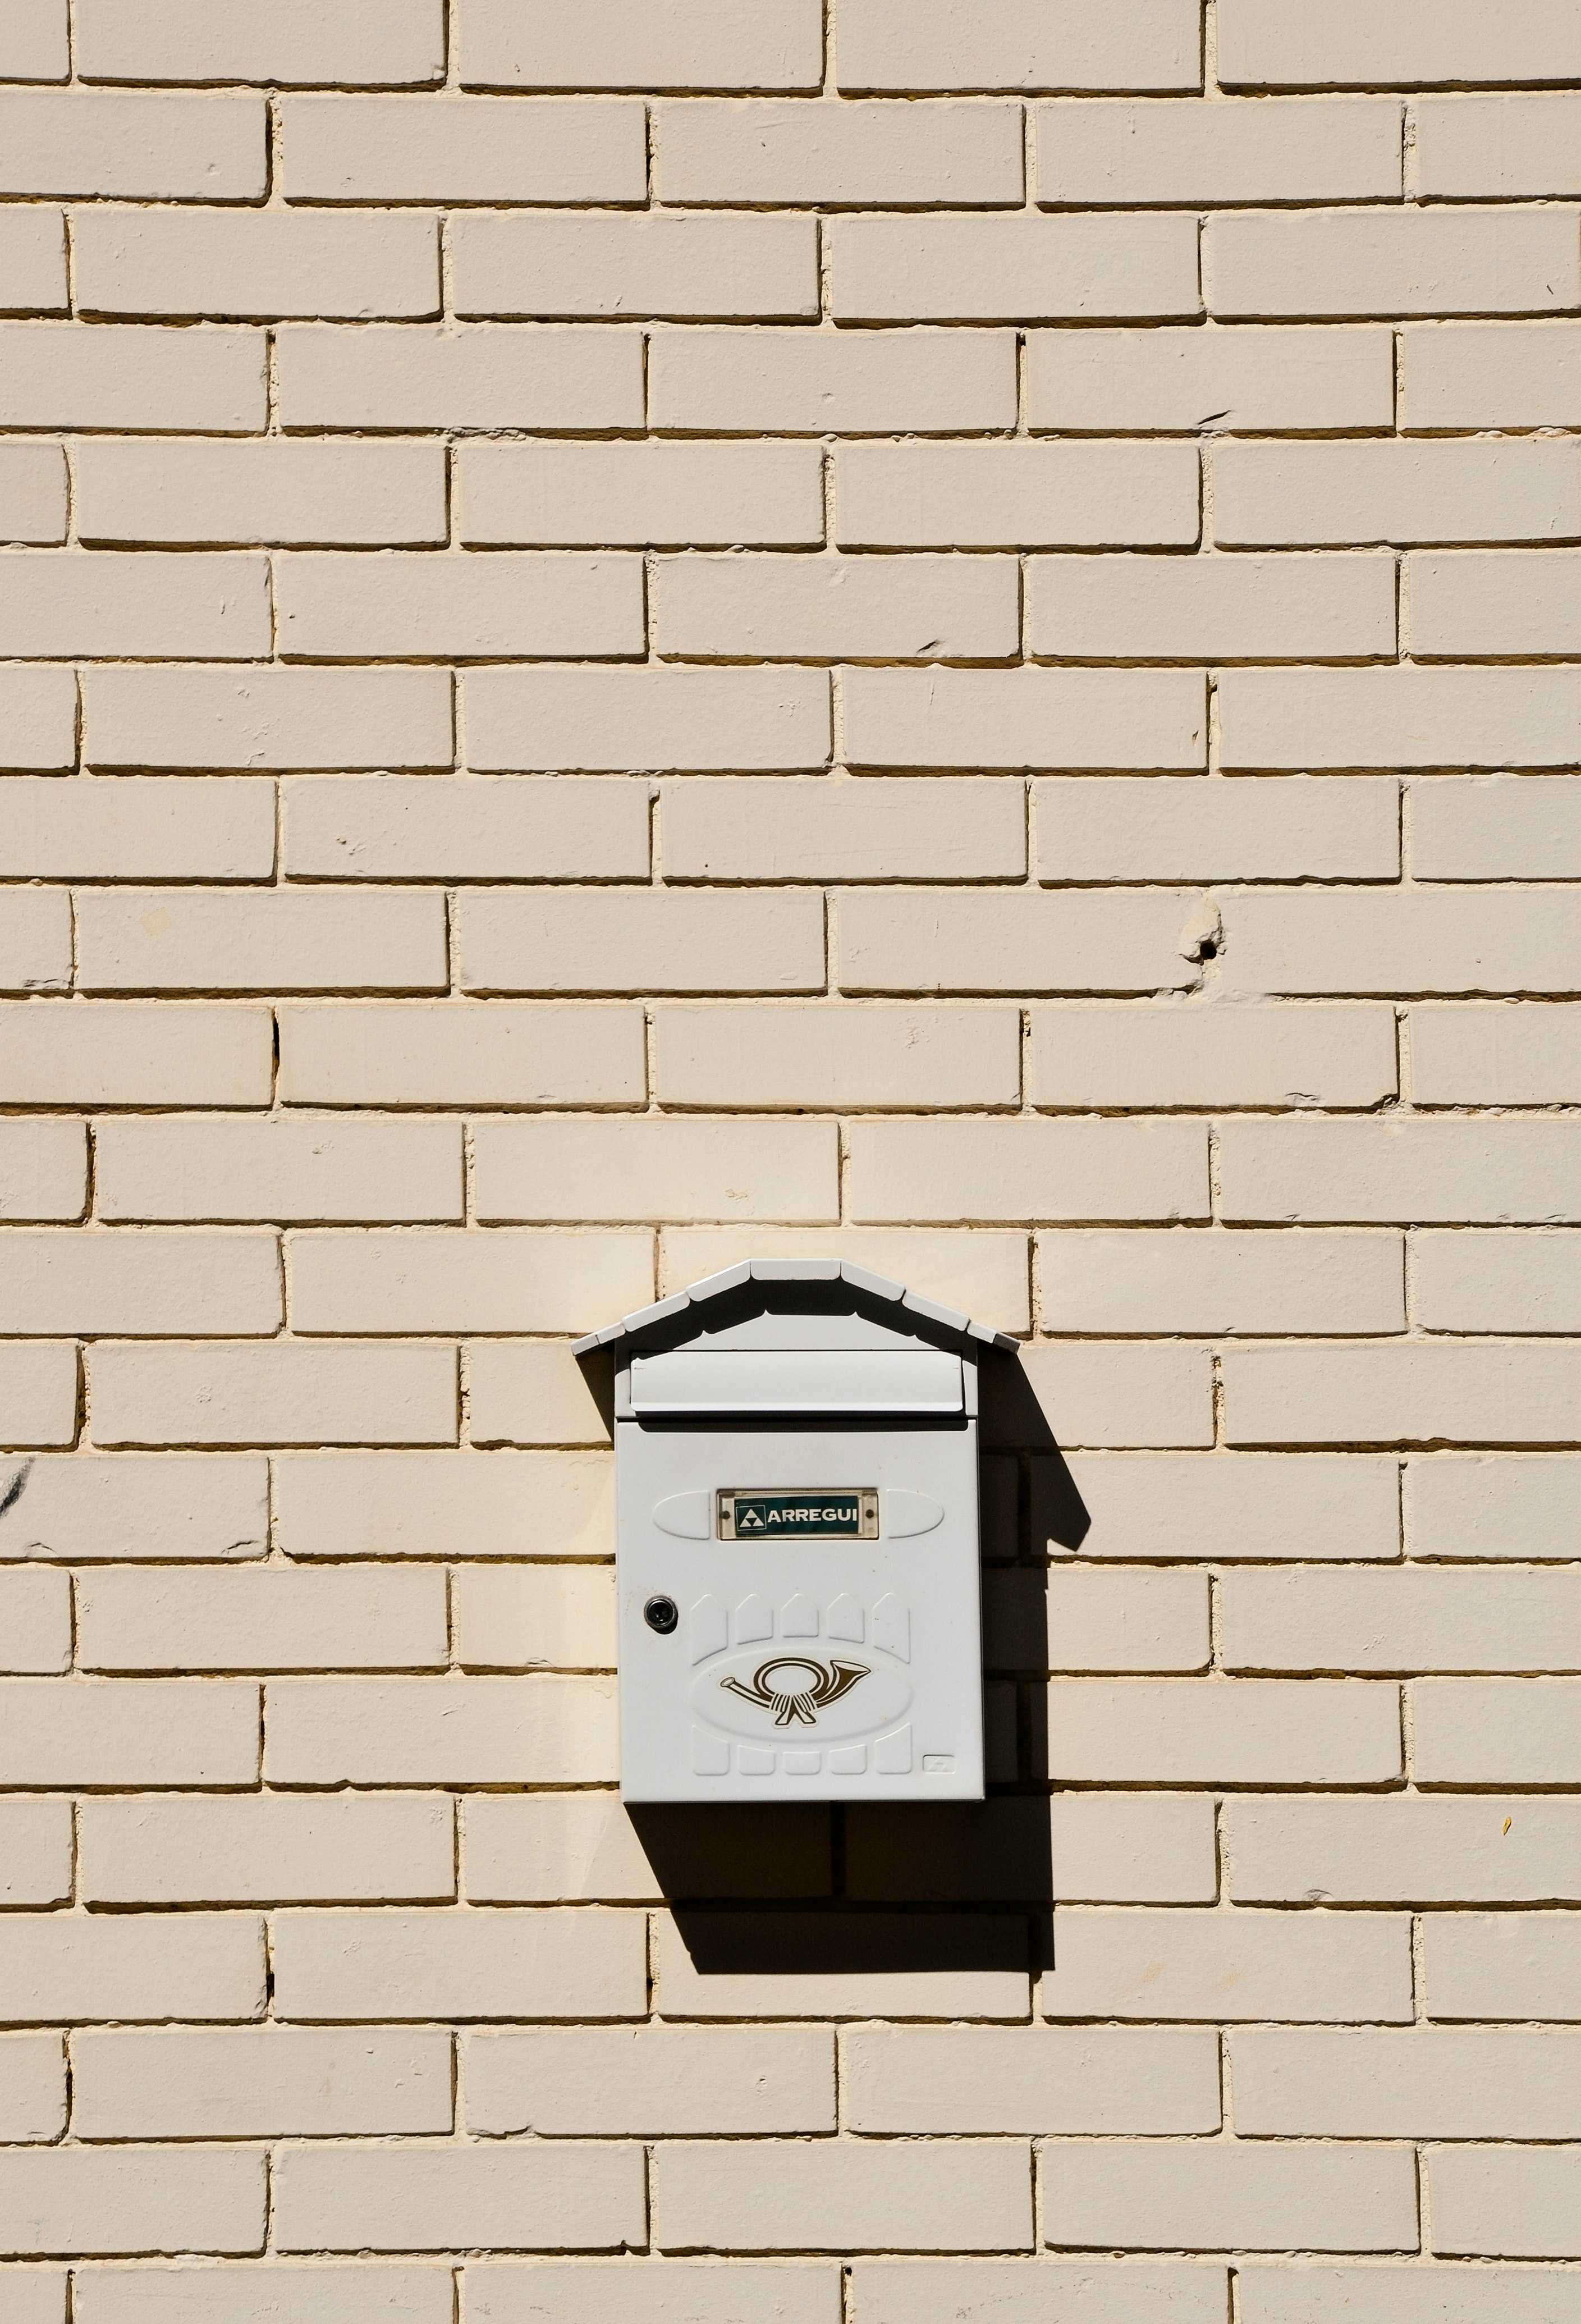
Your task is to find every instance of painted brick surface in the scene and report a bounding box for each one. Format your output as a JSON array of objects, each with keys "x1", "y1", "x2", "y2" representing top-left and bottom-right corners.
[{"x1": 0, "y1": 7, "x2": 1572, "y2": 2310}]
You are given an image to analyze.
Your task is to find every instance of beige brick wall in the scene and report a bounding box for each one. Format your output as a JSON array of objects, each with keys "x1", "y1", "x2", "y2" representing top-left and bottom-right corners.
[{"x1": 0, "y1": 1, "x2": 1578, "y2": 2314}]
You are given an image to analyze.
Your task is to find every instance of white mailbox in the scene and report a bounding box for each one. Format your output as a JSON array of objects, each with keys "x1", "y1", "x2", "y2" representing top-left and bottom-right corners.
[{"x1": 574, "y1": 1257, "x2": 1015, "y2": 1804}]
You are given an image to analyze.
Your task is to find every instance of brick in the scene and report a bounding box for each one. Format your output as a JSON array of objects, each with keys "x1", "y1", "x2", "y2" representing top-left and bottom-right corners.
[
  {"x1": 1412, "y1": 1005, "x2": 1581, "y2": 1105},
  {"x1": 830, "y1": 212, "x2": 1199, "y2": 323},
  {"x1": 475, "y1": 1117, "x2": 836, "y2": 1225},
  {"x1": 1046, "y1": 1678, "x2": 1402, "y2": 1784},
  {"x1": 0, "y1": 890, "x2": 70, "y2": 992},
  {"x1": 1224, "y1": 1344, "x2": 1581, "y2": 1449},
  {"x1": 290, "y1": 1229, "x2": 650, "y2": 1334},
  {"x1": 96, "y1": 1117, "x2": 463, "y2": 1224},
  {"x1": 0, "y1": 90, "x2": 265, "y2": 197},
  {"x1": 1406, "y1": 1455, "x2": 1581, "y2": 1561},
  {"x1": 1038, "y1": 776, "x2": 1398, "y2": 882},
  {"x1": 454, "y1": 1567, "x2": 615, "y2": 1672},
  {"x1": 455, "y1": 211, "x2": 817, "y2": 321},
  {"x1": 279, "y1": 552, "x2": 640, "y2": 660},
  {"x1": 0, "y1": 442, "x2": 65, "y2": 540},
  {"x1": 264, "y1": 1674, "x2": 616, "y2": 1784},
  {"x1": 1031, "y1": 553, "x2": 1394, "y2": 662},
  {"x1": 836, "y1": 0, "x2": 1200, "y2": 94},
  {"x1": 466, "y1": 665, "x2": 830, "y2": 774},
  {"x1": 1044, "y1": 2141, "x2": 1417, "y2": 2256},
  {"x1": 79, "y1": 886, "x2": 446, "y2": 995},
  {"x1": 1412, "y1": 777, "x2": 1581, "y2": 879},
  {"x1": 648, "y1": 326, "x2": 1016, "y2": 434},
  {"x1": 460, "y1": 0, "x2": 821, "y2": 92},
  {"x1": 0, "y1": 1912, "x2": 263, "y2": 2019},
  {"x1": 1, "y1": 1678, "x2": 259, "y2": 1784},
  {"x1": 1030, "y1": 1004, "x2": 1397, "y2": 1111},
  {"x1": 656, "y1": 551, "x2": 1018, "y2": 661},
  {"x1": 1431, "y1": 2148, "x2": 1581, "y2": 2261},
  {"x1": 1220, "y1": 1118, "x2": 1581, "y2": 1222},
  {"x1": 840, "y1": 891, "x2": 1208, "y2": 996},
  {"x1": 1207, "y1": 207, "x2": 1579, "y2": 318},
  {"x1": 835, "y1": 441, "x2": 1199, "y2": 549},
  {"x1": 1223, "y1": 891, "x2": 1581, "y2": 995},
  {"x1": 1234, "y1": 2026, "x2": 1581, "y2": 2139},
  {"x1": 0, "y1": 777, "x2": 273, "y2": 879},
  {"x1": 1414, "y1": 1677, "x2": 1581, "y2": 1783},
  {"x1": 1226, "y1": 1795, "x2": 1581, "y2": 1904},
  {"x1": 89, "y1": 1341, "x2": 458, "y2": 1449},
  {"x1": 0, "y1": 322, "x2": 264, "y2": 432},
  {"x1": 1218, "y1": 0, "x2": 1581, "y2": 88},
  {"x1": 1007, "y1": 1343, "x2": 1216, "y2": 1450},
  {"x1": 288, "y1": 777, "x2": 648, "y2": 884},
  {"x1": 73, "y1": 2027, "x2": 452, "y2": 2139},
  {"x1": 1061, "y1": 1453, "x2": 1401, "y2": 1562},
  {"x1": 661, "y1": 1229, "x2": 1031, "y2": 1330},
  {"x1": 468, "y1": 2024, "x2": 833, "y2": 2135},
  {"x1": 0, "y1": 0, "x2": 66, "y2": 79},
  {"x1": 0, "y1": 1230, "x2": 280, "y2": 1336},
  {"x1": 1029, "y1": 324, "x2": 1394, "y2": 433},
  {"x1": 76, "y1": 0, "x2": 444, "y2": 85},
  {"x1": 1425, "y1": 1913, "x2": 1581, "y2": 2021},
  {"x1": 988, "y1": 1563, "x2": 1207, "y2": 1676},
  {"x1": 1411, "y1": 553, "x2": 1581, "y2": 658},
  {"x1": 0, "y1": 2149, "x2": 265, "y2": 2259},
  {"x1": 465, "y1": 1791, "x2": 831, "y2": 1902},
  {"x1": 0, "y1": 1345, "x2": 76, "y2": 1445},
  {"x1": 84, "y1": 665, "x2": 451, "y2": 771},
  {"x1": 654, "y1": 2138, "x2": 1033, "y2": 2254},
  {"x1": 0, "y1": 669, "x2": 72, "y2": 767},
  {"x1": 75, "y1": 2270, "x2": 452, "y2": 2324},
  {"x1": 650, "y1": 1909, "x2": 1030, "y2": 2023},
  {"x1": 1401, "y1": 321, "x2": 1581, "y2": 428},
  {"x1": 0, "y1": 1004, "x2": 269, "y2": 1107},
  {"x1": 276, "y1": 322, "x2": 643, "y2": 432},
  {"x1": 76, "y1": 438, "x2": 446, "y2": 547},
  {"x1": 0, "y1": 208, "x2": 65, "y2": 313},
  {"x1": 274, "y1": 1451, "x2": 614, "y2": 1555},
  {"x1": 1417, "y1": 93, "x2": 1581, "y2": 196},
  {"x1": 1042, "y1": 1909, "x2": 1411, "y2": 2022},
  {"x1": 1039, "y1": 97, "x2": 1401, "y2": 203},
  {"x1": 854, "y1": 2265, "x2": 1226, "y2": 2324},
  {"x1": 847, "y1": 1119, "x2": 1206, "y2": 1223},
  {"x1": 459, "y1": 439, "x2": 823, "y2": 548},
  {"x1": 666, "y1": 778, "x2": 1024, "y2": 884},
  {"x1": 278, "y1": 1003, "x2": 645, "y2": 1108},
  {"x1": 276, "y1": 2140, "x2": 642, "y2": 2257},
  {"x1": 1039, "y1": 1228, "x2": 1404, "y2": 1335},
  {"x1": 282, "y1": 93, "x2": 645, "y2": 200},
  {"x1": 1238, "y1": 2268, "x2": 1581, "y2": 2324},
  {"x1": 0, "y1": 2034, "x2": 64, "y2": 2142},
  {"x1": 81, "y1": 1792, "x2": 453, "y2": 1904},
  {"x1": 466, "y1": 2264, "x2": 837, "y2": 2324},
  {"x1": 846, "y1": 667, "x2": 1204, "y2": 772},
  {"x1": 0, "y1": 1454, "x2": 267, "y2": 1564},
  {"x1": 271, "y1": 1906, "x2": 645, "y2": 2020},
  {"x1": 1216, "y1": 441, "x2": 1579, "y2": 547},
  {"x1": 1417, "y1": 1228, "x2": 1581, "y2": 1332},
  {"x1": 844, "y1": 2024, "x2": 1217, "y2": 2133},
  {"x1": 1227, "y1": 1568, "x2": 1581, "y2": 1673},
  {"x1": 79, "y1": 1564, "x2": 446, "y2": 1673},
  {"x1": 846, "y1": 1793, "x2": 1215, "y2": 1904},
  {"x1": 0, "y1": 1801, "x2": 71, "y2": 1904},
  {"x1": 654, "y1": 1004, "x2": 1020, "y2": 1109},
  {"x1": 75, "y1": 211, "x2": 438, "y2": 322},
  {"x1": 656, "y1": 96, "x2": 1023, "y2": 203},
  {"x1": 0, "y1": 548, "x2": 271, "y2": 655},
  {"x1": 0, "y1": 1122, "x2": 87, "y2": 1220}
]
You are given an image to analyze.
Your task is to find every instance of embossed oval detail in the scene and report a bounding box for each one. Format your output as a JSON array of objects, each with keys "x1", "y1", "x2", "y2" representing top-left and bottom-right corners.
[{"x1": 690, "y1": 1648, "x2": 912, "y2": 1743}]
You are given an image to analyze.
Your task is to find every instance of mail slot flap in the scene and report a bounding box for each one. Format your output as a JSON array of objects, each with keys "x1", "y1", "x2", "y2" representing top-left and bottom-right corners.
[{"x1": 629, "y1": 1347, "x2": 963, "y2": 1416}]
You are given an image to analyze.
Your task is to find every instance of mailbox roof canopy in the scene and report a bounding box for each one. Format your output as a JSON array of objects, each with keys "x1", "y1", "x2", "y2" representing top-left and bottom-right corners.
[{"x1": 572, "y1": 1255, "x2": 1018, "y2": 1359}]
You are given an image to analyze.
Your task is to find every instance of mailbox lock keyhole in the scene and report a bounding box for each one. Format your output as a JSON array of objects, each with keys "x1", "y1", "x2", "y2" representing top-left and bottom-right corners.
[{"x1": 643, "y1": 1594, "x2": 679, "y2": 1636}]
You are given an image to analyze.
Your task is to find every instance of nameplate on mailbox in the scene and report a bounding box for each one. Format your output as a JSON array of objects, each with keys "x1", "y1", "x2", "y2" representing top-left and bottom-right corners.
[{"x1": 717, "y1": 1488, "x2": 879, "y2": 1540}]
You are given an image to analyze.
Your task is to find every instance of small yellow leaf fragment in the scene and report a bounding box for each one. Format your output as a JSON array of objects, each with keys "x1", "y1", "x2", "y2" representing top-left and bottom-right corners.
[{"x1": 1504, "y1": 1818, "x2": 1513, "y2": 1835}]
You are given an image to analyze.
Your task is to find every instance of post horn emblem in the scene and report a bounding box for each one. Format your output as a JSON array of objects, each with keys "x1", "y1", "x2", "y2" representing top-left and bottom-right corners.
[{"x1": 719, "y1": 1654, "x2": 869, "y2": 1728}]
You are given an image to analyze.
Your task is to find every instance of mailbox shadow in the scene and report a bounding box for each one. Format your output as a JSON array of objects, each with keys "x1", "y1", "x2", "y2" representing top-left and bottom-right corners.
[{"x1": 621, "y1": 1348, "x2": 1090, "y2": 1984}]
